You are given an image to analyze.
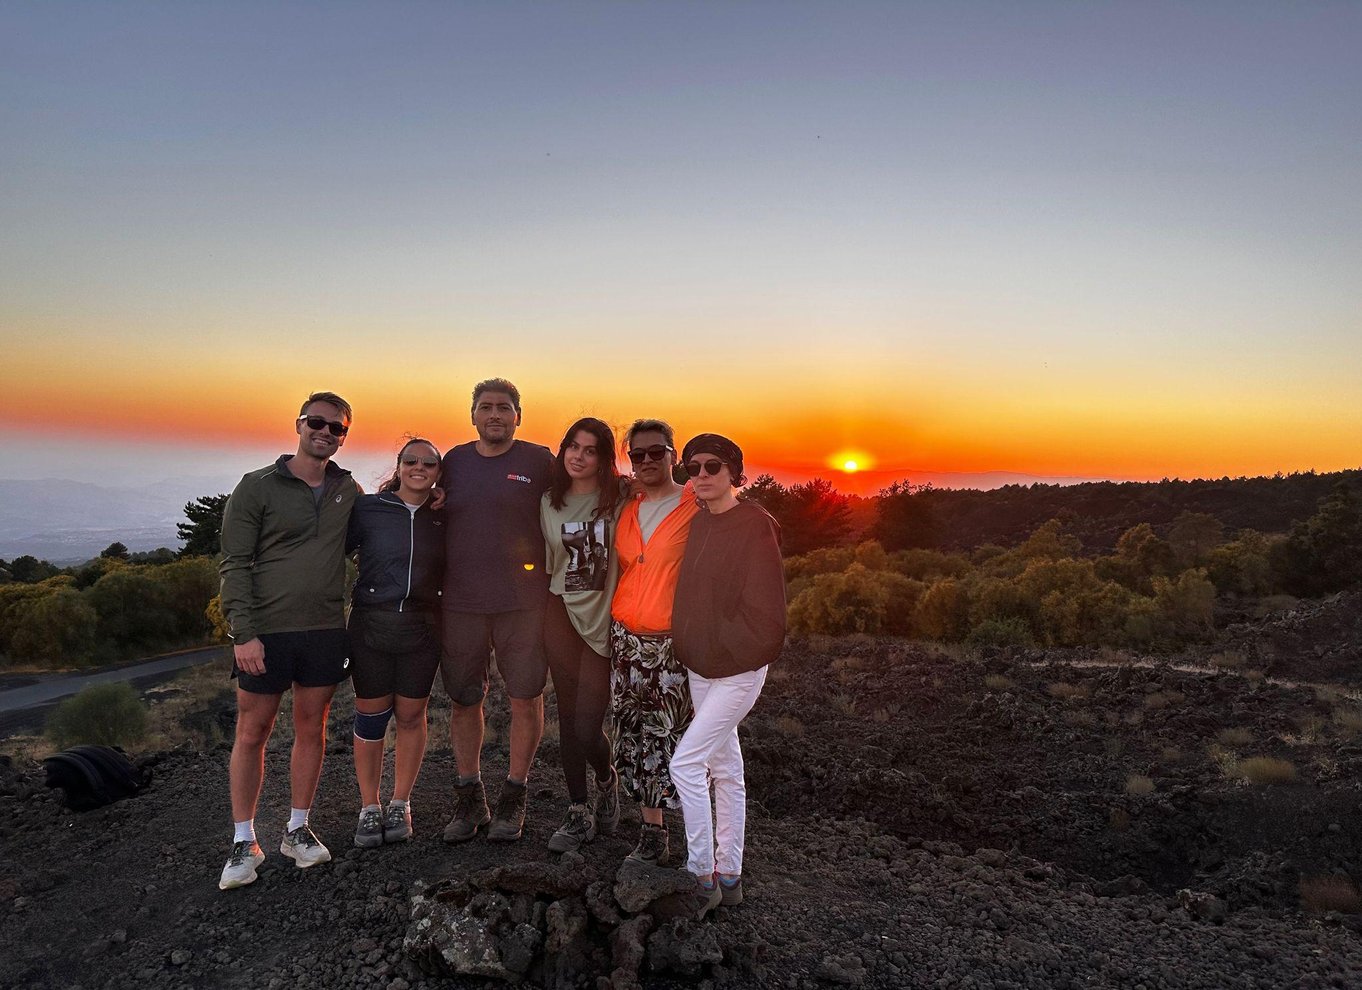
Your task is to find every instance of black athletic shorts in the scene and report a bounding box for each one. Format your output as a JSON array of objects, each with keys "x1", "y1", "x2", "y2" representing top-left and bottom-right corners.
[
  {"x1": 347, "y1": 607, "x2": 441, "y2": 700},
  {"x1": 440, "y1": 604, "x2": 547, "y2": 706},
  {"x1": 232, "y1": 628, "x2": 349, "y2": 695}
]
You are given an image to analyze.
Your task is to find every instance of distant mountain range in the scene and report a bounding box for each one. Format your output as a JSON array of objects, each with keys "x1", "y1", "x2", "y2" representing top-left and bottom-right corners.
[
  {"x1": 0, "y1": 468, "x2": 1100, "y2": 564},
  {"x1": 0, "y1": 476, "x2": 240, "y2": 563}
]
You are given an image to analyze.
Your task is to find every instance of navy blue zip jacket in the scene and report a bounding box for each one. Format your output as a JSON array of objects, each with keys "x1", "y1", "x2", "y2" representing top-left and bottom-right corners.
[{"x1": 347, "y1": 492, "x2": 446, "y2": 612}]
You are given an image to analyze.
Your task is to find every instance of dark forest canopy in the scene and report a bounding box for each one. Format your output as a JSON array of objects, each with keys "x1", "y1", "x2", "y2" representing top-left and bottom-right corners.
[{"x1": 742, "y1": 468, "x2": 1362, "y2": 559}]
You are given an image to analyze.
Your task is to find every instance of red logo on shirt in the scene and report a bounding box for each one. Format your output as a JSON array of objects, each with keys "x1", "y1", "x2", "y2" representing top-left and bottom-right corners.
[{"x1": 507, "y1": 474, "x2": 532, "y2": 484}]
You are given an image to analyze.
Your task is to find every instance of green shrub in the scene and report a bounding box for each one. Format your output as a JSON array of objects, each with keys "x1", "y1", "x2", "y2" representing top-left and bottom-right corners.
[
  {"x1": 46, "y1": 682, "x2": 149, "y2": 749},
  {"x1": 966, "y1": 616, "x2": 1034, "y2": 648},
  {"x1": 914, "y1": 578, "x2": 970, "y2": 641}
]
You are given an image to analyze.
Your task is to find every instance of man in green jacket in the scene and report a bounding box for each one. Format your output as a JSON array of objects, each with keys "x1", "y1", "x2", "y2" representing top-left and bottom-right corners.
[{"x1": 217, "y1": 391, "x2": 359, "y2": 890}]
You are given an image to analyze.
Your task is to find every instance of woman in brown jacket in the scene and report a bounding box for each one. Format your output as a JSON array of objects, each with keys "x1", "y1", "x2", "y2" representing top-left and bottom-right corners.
[{"x1": 669, "y1": 433, "x2": 786, "y2": 917}]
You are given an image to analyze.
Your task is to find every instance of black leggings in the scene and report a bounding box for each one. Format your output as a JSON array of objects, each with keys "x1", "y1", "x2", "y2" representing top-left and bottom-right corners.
[{"x1": 544, "y1": 594, "x2": 613, "y2": 803}]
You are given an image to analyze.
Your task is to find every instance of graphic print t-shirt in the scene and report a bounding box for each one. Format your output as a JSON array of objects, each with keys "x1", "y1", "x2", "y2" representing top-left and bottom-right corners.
[
  {"x1": 440, "y1": 440, "x2": 554, "y2": 612},
  {"x1": 562, "y1": 517, "x2": 611, "y2": 593}
]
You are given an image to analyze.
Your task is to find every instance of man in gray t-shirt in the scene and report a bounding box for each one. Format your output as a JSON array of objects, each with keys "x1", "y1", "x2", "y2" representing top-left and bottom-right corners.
[{"x1": 439, "y1": 377, "x2": 555, "y2": 844}]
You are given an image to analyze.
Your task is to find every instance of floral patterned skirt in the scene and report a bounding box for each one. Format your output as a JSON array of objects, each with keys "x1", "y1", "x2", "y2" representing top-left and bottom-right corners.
[{"x1": 609, "y1": 621, "x2": 694, "y2": 809}]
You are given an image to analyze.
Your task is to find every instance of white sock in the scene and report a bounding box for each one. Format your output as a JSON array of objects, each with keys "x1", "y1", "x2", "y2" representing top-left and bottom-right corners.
[
  {"x1": 361, "y1": 803, "x2": 381, "y2": 813},
  {"x1": 233, "y1": 819, "x2": 256, "y2": 844},
  {"x1": 287, "y1": 808, "x2": 310, "y2": 832},
  {"x1": 389, "y1": 797, "x2": 409, "y2": 810}
]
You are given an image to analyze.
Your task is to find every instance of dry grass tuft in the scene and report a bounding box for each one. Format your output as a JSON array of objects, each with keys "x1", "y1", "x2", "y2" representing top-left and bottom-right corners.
[
  {"x1": 774, "y1": 715, "x2": 805, "y2": 738},
  {"x1": 983, "y1": 674, "x2": 1014, "y2": 692},
  {"x1": 1062, "y1": 710, "x2": 1098, "y2": 729},
  {"x1": 1238, "y1": 756, "x2": 1297, "y2": 785},
  {"x1": 1208, "y1": 650, "x2": 1244, "y2": 670},
  {"x1": 1047, "y1": 682, "x2": 1090, "y2": 701},
  {"x1": 1207, "y1": 743, "x2": 1240, "y2": 779},
  {"x1": 1332, "y1": 708, "x2": 1362, "y2": 737},
  {"x1": 1216, "y1": 727, "x2": 1254, "y2": 748},
  {"x1": 1124, "y1": 774, "x2": 1155, "y2": 796},
  {"x1": 1243, "y1": 669, "x2": 1265, "y2": 685},
  {"x1": 830, "y1": 692, "x2": 858, "y2": 716},
  {"x1": 832, "y1": 655, "x2": 869, "y2": 675},
  {"x1": 1299, "y1": 875, "x2": 1362, "y2": 915},
  {"x1": 1159, "y1": 745, "x2": 1182, "y2": 763},
  {"x1": 1142, "y1": 690, "x2": 1185, "y2": 710}
]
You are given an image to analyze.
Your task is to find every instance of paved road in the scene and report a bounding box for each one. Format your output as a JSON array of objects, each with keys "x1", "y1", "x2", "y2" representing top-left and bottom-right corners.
[{"x1": 0, "y1": 646, "x2": 228, "y2": 736}]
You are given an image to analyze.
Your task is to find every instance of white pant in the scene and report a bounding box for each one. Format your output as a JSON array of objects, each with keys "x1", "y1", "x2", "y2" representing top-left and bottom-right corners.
[{"x1": 669, "y1": 665, "x2": 768, "y2": 877}]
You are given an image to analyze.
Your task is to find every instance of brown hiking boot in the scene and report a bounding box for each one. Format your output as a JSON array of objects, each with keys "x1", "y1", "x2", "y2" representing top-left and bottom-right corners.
[
  {"x1": 488, "y1": 780, "x2": 527, "y2": 842},
  {"x1": 626, "y1": 822, "x2": 669, "y2": 866},
  {"x1": 594, "y1": 766, "x2": 620, "y2": 836},
  {"x1": 442, "y1": 778, "x2": 490, "y2": 844}
]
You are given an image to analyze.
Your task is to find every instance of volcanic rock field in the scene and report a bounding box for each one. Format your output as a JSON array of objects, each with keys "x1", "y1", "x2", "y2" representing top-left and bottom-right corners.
[{"x1": 3, "y1": 598, "x2": 1362, "y2": 988}]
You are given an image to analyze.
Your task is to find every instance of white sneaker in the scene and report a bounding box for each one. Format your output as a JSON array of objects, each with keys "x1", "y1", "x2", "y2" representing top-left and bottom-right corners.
[
  {"x1": 219, "y1": 840, "x2": 265, "y2": 890},
  {"x1": 280, "y1": 825, "x2": 332, "y2": 868}
]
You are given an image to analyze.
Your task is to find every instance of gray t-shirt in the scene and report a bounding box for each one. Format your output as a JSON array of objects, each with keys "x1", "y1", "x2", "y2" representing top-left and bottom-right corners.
[{"x1": 638, "y1": 492, "x2": 684, "y2": 543}]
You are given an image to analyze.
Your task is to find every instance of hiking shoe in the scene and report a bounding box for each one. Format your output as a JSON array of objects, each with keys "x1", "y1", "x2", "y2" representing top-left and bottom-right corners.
[
  {"x1": 687, "y1": 873, "x2": 723, "y2": 920},
  {"x1": 547, "y1": 802, "x2": 596, "y2": 853},
  {"x1": 280, "y1": 825, "x2": 332, "y2": 868},
  {"x1": 718, "y1": 874, "x2": 743, "y2": 906},
  {"x1": 488, "y1": 781, "x2": 527, "y2": 842},
  {"x1": 218, "y1": 840, "x2": 265, "y2": 890},
  {"x1": 594, "y1": 766, "x2": 620, "y2": 836},
  {"x1": 383, "y1": 802, "x2": 412, "y2": 843},
  {"x1": 354, "y1": 807, "x2": 384, "y2": 849},
  {"x1": 442, "y1": 779, "x2": 490, "y2": 844},
  {"x1": 626, "y1": 823, "x2": 669, "y2": 866}
]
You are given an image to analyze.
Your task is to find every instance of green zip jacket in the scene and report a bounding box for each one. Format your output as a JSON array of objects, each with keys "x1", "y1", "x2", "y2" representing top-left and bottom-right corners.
[{"x1": 219, "y1": 455, "x2": 359, "y2": 643}]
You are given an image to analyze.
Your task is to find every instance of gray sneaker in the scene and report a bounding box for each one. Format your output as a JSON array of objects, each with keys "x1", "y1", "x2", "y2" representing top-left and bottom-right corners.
[
  {"x1": 354, "y1": 807, "x2": 384, "y2": 848},
  {"x1": 718, "y1": 874, "x2": 743, "y2": 906},
  {"x1": 594, "y1": 766, "x2": 620, "y2": 836},
  {"x1": 218, "y1": 840, "x2": 265, "y2": 890},
  {"x1": 443, "y1": 779, "x2": 490, "y2": 844},
  {"x1": 626, "y1": 823, "x2": 669, "y2": 866},
  {"x1": 383, "y1": 802, "x2": 412, "y2": 843},
  {"x1": 547, "y1": 802, "x2": 596, "y2": 853},
  {"x1": 280, "y1": 825, "x2": 331, "y2": 868},
  {"x1": 488, "y1": 781, "x2": 527, "y2": 842},
  {"x1": 686, "y1": 873, "x2": 723, "y2": 920}
]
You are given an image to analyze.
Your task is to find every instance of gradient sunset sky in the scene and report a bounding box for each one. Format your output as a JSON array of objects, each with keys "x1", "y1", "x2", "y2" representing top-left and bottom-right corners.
[{"x1": 2, "y1": 2, "x2": 1358, "y2": 496}]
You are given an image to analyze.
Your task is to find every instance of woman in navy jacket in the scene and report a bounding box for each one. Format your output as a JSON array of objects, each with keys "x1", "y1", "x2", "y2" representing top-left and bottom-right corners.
[{"x1": 346, "y1": 437, "x2": 446, "y2": 848}]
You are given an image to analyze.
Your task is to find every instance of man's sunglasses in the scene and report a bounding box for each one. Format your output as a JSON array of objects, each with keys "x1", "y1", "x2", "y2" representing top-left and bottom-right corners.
[
  {"x1": 401, "y1": 456, "x2": 440, "y2": 468},
  {"x1": 298, "y1": 415, "x2": 349, "y2": 438},
  {"x1": 685, "y1": 459, "x2": 727, "y2": 477},
  {"x1": 627, "y1": 444, "x2": 674, "y2": 464}
]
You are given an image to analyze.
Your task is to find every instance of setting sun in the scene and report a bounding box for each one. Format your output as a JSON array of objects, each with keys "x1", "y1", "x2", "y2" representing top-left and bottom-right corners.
[{"x1": 829, "y1": 450, "x2": 874, "y2": 475}]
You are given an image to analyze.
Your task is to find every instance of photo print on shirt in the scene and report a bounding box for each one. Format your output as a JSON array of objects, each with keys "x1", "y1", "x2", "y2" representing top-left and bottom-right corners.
[{"x1": 562, "y1": 518, "x2": 611, "y2": 592}]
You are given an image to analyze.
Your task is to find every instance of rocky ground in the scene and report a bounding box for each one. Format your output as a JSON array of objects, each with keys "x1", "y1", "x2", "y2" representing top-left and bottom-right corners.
[{"x1": 2, "y1": 623, "x2": 1362, "y2": 989}]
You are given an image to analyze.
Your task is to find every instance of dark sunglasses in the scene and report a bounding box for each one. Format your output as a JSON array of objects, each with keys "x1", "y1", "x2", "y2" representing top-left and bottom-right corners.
[
  {"x1": 400, "y1": 456, "x2": 439, "y2": 468},
  {"x1": 627, "y1": 444, "x2": 673, "y2": 464},
  {"x1": 685, "y1": 459, "x2": 727, "y2": 477},
  {"x1": 299, "y1": 415, "x2": 348, "y2": 437}
]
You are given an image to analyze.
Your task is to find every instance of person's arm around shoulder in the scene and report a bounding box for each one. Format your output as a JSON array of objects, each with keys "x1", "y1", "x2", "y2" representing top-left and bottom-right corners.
[
  {"x1": 731, "y1": 506, "x2": 787, "y2": 669},
  {"x1": 219, "y1": 474, "x2": 266, "y2": 675}
]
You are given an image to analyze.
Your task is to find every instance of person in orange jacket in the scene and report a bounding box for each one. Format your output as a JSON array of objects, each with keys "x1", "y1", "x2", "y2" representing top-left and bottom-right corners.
[{"x1": 609, "y1": 418, "x2": 699, "y2": 866}]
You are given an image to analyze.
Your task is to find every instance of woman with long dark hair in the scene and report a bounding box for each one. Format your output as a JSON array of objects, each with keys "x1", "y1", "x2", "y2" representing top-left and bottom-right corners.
[
  {"x1": 346, "y1": 437, "x2": 446, "y2": 848},
  {"x1": 539, "y1": 417, "x2": 624, "y2": 852}
]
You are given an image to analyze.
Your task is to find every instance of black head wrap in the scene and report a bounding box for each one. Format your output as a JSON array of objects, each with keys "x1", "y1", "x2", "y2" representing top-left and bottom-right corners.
[{"x1": 681, "y1": 433, "x2": 745, "y2": 485}]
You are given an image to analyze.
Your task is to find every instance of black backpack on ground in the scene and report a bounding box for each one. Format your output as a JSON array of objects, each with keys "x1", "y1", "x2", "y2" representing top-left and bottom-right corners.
[{"x1": 43, "y1": 745, "x2": 152, "y2": 811}]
